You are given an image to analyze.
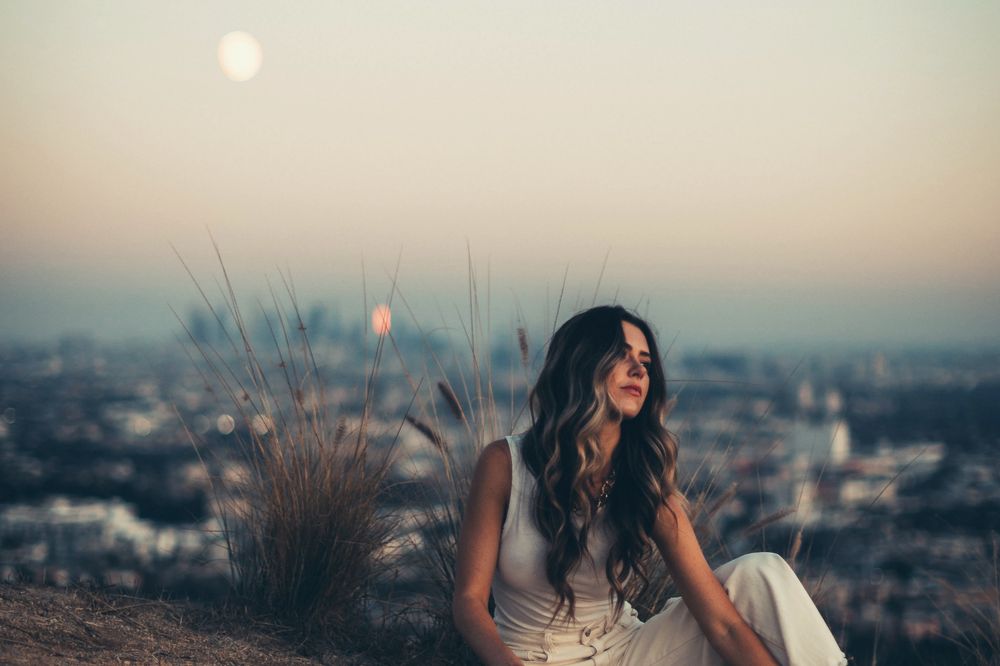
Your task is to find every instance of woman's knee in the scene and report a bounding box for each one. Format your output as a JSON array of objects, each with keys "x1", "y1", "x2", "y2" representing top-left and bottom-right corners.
[
  {"x1": 739, "y1": 551, "x2": 790, "y2": 575},
  {"x1": 717, "y1": 552, "x2": 794, "y2": 588}
]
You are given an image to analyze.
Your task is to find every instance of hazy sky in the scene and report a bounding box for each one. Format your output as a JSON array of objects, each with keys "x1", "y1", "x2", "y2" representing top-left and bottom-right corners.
[{"x1": 2, "y1": 1, "x2": 998, "y2": 350}]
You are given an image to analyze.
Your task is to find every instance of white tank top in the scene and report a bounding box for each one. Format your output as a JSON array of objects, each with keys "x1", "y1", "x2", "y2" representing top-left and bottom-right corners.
[{"x1": 491, "y1": 434, "x2": 633, "y2": 641}]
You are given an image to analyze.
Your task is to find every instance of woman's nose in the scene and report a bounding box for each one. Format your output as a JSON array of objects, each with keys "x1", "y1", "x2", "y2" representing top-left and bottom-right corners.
[{"x1": 628, "y1": 358, "x2": 646, "y2": 378}]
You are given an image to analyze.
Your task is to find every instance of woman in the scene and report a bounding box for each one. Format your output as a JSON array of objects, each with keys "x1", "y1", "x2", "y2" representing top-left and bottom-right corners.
[{"x1": 453, "y1": 305, "x2": 848, "y2": 665}]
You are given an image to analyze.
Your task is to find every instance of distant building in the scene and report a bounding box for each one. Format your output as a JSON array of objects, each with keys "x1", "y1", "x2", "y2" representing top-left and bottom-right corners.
[
  {"x1": 788, "y1": 418, "x2": 852, "y2": 467},
  {"x1": 796, "y1": 381, "x2": 815, "y2": 412},
  {"x1": 824, "y1": 388, "x2": 844, "y2": 416}
]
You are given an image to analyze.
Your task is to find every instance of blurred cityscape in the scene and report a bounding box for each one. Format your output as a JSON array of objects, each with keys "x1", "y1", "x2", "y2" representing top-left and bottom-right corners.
[{"x1": 1, "y1": 306, "x2": 998, "y2": 664}]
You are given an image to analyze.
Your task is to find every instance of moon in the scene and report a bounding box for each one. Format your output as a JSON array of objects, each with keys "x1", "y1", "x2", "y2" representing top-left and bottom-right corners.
[{"x1": 217, "y1": 31, "x2": 262, "y2": 82}]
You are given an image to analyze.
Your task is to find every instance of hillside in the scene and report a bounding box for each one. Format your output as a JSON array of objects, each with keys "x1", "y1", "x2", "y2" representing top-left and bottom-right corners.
[{"x1": 0, "y1": 583, "x2": 369, "y2": 665}]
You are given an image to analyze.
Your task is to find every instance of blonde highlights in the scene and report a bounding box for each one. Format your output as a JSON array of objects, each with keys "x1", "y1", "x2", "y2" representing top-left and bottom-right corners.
[{"x1": 521, "y1": 306, "x2": 682, "y2": 626}]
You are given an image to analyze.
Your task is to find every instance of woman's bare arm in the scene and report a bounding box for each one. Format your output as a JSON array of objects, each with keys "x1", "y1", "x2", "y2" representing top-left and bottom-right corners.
[
  {"x1": 452, "y1": 439, "x2": 525, "y2": 666},
  {"x1": 651, "y1": 494, "x2": 780, "y2": 666}
]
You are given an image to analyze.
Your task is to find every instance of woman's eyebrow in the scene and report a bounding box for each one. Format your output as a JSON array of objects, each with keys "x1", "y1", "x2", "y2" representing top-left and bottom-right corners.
[{"x1": 624, "y1": 343, "x2": 652, "y2": 358}]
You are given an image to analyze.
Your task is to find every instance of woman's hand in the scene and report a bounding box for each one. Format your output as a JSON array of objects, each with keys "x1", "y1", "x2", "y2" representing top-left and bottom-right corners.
[{"x1": 452, "y1": 439, "x2": 525, "y2": 666}]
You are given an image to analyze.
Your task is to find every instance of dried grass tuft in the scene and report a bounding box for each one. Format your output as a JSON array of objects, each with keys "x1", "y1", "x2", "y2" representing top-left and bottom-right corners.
[
  {"x1": 173, "y1": 238, "x2": 399, "y2": 638},
  {"x1": 788, "y1": 527, "x2": 804, "y2": 569},
  {"x1": 437, "y1": 381, "x2": 466, "y2": 424},
  {"x1": 705, "y1": 482, "x2": 738, "y2": 520},
  {"x1": 517, "y1": 327, "x2": 529, "y2": 368},
  {"x1": 405, "y1": 414, "x2": 448, "y2": 453},
  {"x1": 741, "y1": 507, "x2": 797, "y2": 537}
]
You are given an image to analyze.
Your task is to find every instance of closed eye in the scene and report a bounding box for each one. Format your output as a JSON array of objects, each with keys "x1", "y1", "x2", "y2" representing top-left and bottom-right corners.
[{"x1": 623, "y1": 343, "x2": 652, "y2": 363}]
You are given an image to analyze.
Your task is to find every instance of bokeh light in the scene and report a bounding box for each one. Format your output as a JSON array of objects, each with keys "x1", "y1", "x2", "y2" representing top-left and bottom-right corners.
[
  {"x1": 216, "y1": 414, "x2": 235, "y2": 435},
  {"x1": 129, "y1": 415, "x2": 152, "y2": 437},
  {"x1": 372, "y1": 304, "x2": 391, "y2": 336}
]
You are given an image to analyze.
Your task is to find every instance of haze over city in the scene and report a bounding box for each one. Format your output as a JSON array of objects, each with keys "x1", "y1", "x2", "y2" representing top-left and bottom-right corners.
[{"x1": 2, "y1": 1, "x2": 998, "y2": 349}]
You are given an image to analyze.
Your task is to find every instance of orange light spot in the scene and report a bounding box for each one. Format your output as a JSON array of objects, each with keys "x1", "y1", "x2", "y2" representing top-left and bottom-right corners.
[{"x1": 372, "y1": 304, "x2": 391, "y2": 336}]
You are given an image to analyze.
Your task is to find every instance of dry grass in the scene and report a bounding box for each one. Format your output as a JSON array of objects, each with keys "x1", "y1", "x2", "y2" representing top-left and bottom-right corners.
[{"x1": 172, "y1": 239, "x2": 399, "y2": 639}]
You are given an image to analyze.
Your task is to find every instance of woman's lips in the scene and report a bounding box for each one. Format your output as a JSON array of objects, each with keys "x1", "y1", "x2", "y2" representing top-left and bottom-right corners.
[{"x1": 622, "y1": 386, "x2": 642, "y2": 398}]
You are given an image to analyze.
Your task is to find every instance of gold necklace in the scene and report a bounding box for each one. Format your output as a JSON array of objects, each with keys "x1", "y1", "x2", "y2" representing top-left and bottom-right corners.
[
  {"x1": 574, "y1": 471, "x2": 616, "y2": 514},
  {"x1": 595, "y1": 470, "x2": 616, "y2": 510}
]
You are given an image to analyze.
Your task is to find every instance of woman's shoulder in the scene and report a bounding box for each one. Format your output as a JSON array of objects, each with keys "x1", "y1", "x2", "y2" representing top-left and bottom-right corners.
[
  {"x1": 473, "y1": 438, "x2": 514, "y2": 485},
  {"x1": 469, "y1": 439, "x2": 515, "y2": 511},
  {"x1": 480, "y1": 438, "x2": 512, "y2": 467}
]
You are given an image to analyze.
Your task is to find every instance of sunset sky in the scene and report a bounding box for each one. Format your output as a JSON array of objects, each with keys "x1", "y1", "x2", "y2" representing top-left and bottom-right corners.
[{"x1": 2, "y1": 1, "x2": 998, "y2": 350}]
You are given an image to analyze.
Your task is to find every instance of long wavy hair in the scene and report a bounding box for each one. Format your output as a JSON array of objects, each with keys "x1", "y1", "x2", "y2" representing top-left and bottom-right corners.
[{"x1": 521, "y1": 305, "x2": 682, "y2": 626}]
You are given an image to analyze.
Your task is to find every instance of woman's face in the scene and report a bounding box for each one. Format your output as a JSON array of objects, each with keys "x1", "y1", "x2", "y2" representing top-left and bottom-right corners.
[{"x1": 606, "y1": 320, "x2": 651, "y2": 420}]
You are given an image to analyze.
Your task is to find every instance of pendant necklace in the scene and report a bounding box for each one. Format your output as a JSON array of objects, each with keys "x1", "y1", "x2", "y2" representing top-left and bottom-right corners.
[{"x1": 594, "y1": 470, "x2": 616, "y2": 510}]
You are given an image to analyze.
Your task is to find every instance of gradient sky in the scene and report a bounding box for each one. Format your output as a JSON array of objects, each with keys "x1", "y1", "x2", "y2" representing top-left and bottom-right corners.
[{"x1": 2, "y1": 1, "x2": 998, "y2": 350}]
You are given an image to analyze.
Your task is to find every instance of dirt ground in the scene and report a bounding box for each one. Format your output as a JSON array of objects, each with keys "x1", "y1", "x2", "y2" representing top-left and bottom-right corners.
[{"x1": 0, "y1": 583, "x2": 367, "y2": 665}]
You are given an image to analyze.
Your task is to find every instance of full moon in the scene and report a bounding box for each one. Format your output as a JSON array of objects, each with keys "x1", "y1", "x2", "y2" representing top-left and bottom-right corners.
[{"x1": 217, "y1": 31, "x2": 262, "y2": 82}]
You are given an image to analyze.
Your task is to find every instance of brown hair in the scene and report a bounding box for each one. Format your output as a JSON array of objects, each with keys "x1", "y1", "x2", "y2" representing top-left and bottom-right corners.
[{"x1": 521, "y1": 305, "x2": 683, "y2": 626}]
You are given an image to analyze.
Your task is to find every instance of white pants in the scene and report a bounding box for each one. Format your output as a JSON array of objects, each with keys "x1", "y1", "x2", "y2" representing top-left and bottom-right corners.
[{"x1": 507, "y1": 553, "x2": 849, "y2": 666}]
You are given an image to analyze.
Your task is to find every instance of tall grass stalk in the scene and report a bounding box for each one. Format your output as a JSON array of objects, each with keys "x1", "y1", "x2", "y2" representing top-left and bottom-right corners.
[{"x1": 172, "y1": 240, "x2": 399, "y2": 639}]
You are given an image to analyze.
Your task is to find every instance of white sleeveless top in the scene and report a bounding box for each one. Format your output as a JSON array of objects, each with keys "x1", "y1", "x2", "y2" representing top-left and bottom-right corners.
[{"x1": 491, "y1": 434, "x2": 634, "y2": 642}]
